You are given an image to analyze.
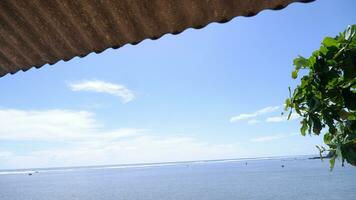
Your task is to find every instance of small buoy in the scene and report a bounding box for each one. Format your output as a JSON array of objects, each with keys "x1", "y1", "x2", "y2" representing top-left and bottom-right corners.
[
  {"x1": 245, "y1": 162, "x2": 248, "y2": 165},
  {"x1": 281, "y1": 165, "x2": 285, "y2": 168},
  {"x1": 28, "y1": 173, "x2": 32, "y2": 176}
]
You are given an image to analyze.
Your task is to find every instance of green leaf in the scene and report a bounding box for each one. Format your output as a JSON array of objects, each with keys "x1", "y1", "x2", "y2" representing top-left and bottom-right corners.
[
  {"x1": 323, "y1": 133, "x2": 333, "y2": 144},
  {"x1": 310, "y1": 115, "x2": 322, "y2": 135},
  {"x1": 329, "y1": 156, "x2": 336, "y2": 171},
  {"x1": 342, "y1": 88, "x2": 356, "y2": 110},
  {"x1": 284, "y1": 98, "x2": 291, "y2": 111},
  {"x1": 292, "y1": 70, "x2": 298, "y2": 79},
  {"x1": 308, "y1": 118, "x2": 313, "y2": 135},
  {"x1": 286, "y1": 25, "x2": 356, "y2": 169},
  {"x1": 323, "y1": 37, "x2": 339, "y2": 48},
  {"x1": 348, "y1": 114, "x2": 356, "y2": 120},
  {"x1": 293, "y1": 56, "x2": 309, "y2": 70},
  {"x1": 300, "y1": 119, "x2": 308, "y2": 136},
  {"x1": 338, "y1": 110, "x2": 349, "y2": 120}
]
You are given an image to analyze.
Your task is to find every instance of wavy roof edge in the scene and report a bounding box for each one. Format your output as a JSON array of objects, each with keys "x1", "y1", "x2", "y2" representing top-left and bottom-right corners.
[{"x1": 0, "y1": 0, "x2": 315, "y2": 77}]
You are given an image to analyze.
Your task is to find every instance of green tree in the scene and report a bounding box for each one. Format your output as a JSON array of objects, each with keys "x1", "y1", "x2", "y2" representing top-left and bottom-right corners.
[{"x1": 285, "y1": 25, "x2": 356, "y2": 170}]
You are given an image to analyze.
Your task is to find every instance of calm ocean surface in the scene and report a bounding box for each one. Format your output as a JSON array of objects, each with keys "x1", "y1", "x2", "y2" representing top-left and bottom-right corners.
[{"x1": 0, "y1": 157, "x2": 355, "y2": 200}]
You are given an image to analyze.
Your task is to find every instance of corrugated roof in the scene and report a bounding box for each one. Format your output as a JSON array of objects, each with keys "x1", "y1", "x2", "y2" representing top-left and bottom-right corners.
[{"x1": 0, "y1": 0, "x2": 314, "y2": 77}]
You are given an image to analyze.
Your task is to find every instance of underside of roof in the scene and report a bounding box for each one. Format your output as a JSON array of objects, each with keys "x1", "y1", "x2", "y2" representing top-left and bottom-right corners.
[{"x1": 0, "y1": 0, "x2": 314, "y2": 77}]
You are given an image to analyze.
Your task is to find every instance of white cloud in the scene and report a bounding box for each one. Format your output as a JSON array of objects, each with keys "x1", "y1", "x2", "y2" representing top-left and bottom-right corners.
[
  {"x1": 266, "y1": 113, "x2": 300, "y2": 123},
  {"x1": 251, "y1": 133, "x2": 298, "y2": 142},
  {"x1": 0, "y1": 109, "x2": 242, "y2": 169},
  {"x1": 0, "y1": 109, "x2": 139, "y2": 142},
  {"x1": 230, "y1": 106, "x2": 280, "y2": 123},
  {"x1": 68, "y1": 80, "x2": 135, "y2": 103},
  {"x1": 247, "y1": 119, "x2": 260, "y2": 125},
  {"x1": 0, "y1": 109, "x2": 146, "y2": 142}
]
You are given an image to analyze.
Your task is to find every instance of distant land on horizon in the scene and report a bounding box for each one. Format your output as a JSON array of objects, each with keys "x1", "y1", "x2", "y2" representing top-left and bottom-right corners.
[{"x1": 0, "y1": 154, "x2": 317, "y2": 173}]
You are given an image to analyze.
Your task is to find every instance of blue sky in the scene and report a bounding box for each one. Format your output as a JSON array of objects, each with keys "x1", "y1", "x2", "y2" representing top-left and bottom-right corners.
[{"x1": 0, "y1": 0, "x2": 355, "y2": 169}]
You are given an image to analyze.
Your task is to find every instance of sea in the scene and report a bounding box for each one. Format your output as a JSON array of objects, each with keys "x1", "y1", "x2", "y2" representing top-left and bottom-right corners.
[{"x1": 0, "y1": 156, "x2": 355, "y2": 200}]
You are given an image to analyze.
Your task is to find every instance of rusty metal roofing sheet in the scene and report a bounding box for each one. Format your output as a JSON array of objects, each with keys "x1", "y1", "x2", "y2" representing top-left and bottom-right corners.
[{"x1": 0, "y1": 0, "x2": 314, "y2": 77}]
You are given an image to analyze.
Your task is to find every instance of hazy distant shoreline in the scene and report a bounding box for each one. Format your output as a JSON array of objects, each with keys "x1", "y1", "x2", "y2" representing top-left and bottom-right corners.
[{"x1": 0, "y1": 155, "x2": 314, "y2": 175}]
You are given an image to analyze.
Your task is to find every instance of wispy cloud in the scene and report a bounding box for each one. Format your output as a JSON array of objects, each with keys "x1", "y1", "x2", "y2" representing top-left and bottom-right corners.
[
  {"x1": 230, "y1": 106, "x2": 280, "y2": 123},
  {"x1": 0, "y1": 109, "x2": 241, "y2": 169},
  {"x1": 0, "y1": 109, "x2": 138, "y2": 141},
  {"x1": 0, "y1": 151, "x2": 12, "y2": 159},
  {"x1": 247, "y1": 119, "x2": 260, "y2": 125},
  {"x1": 68, "y1": 80, "x2": 135, "y2": 103},
  {"x1": 266, "y1": 113, "x2": 300, "y2": 123},
  {"x1": 251, "y1": 133, "x2": 298, "y2": 142}
]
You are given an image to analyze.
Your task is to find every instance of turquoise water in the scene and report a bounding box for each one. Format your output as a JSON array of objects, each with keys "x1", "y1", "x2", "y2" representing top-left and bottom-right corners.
[{"x1": 0, "y1": 158, "x2": 355, "y2": 200}]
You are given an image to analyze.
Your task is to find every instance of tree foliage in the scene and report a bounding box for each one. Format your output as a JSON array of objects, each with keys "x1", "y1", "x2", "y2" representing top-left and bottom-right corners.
[{"x1": 285, "y1": 25, "x2": 356, "y2": 170}]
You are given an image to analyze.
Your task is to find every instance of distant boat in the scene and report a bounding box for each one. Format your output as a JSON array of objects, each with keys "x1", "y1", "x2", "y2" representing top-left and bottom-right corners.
[
  {"x1": 28, "y1": 173, "x2": 32, "y2": 176},
  {"x1": 281, "y1": 165, "x2": 285, "y2": 168}
]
